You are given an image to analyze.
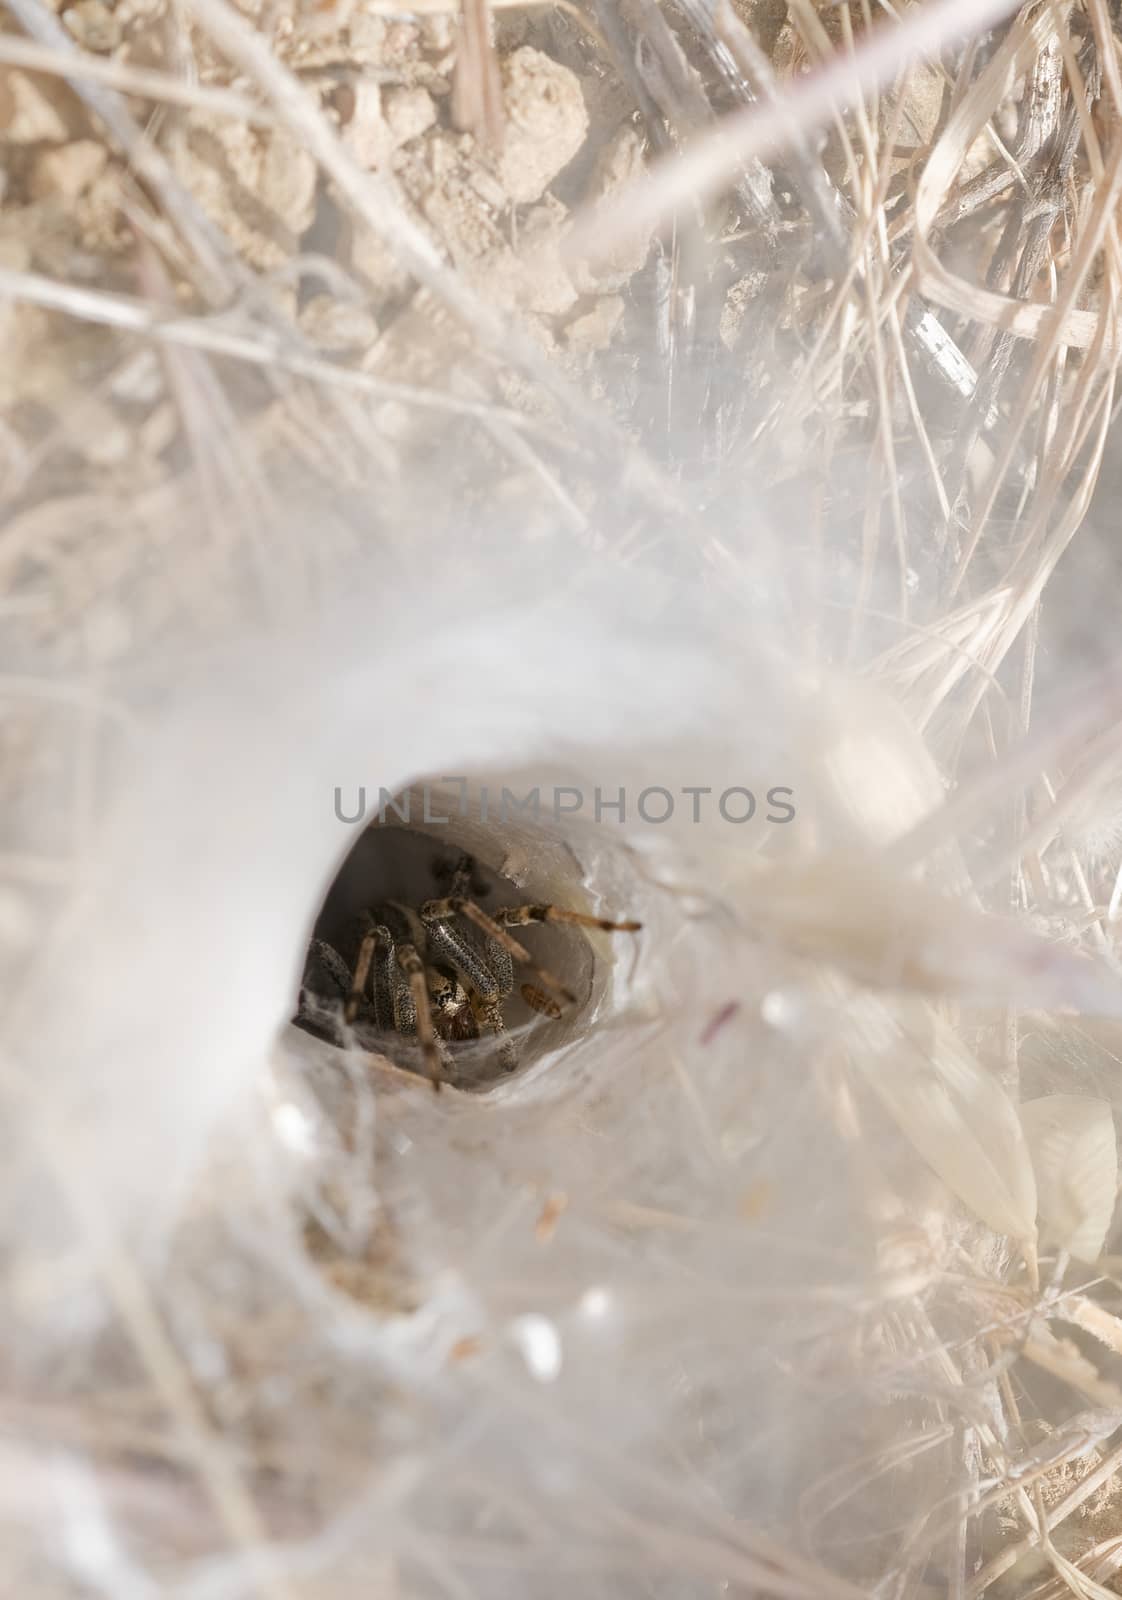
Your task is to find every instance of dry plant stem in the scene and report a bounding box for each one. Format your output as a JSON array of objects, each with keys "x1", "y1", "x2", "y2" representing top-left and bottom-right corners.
[
  {"x1": 1006, "y1": 723, "x2": 1122, "y2": 870},
  {"x1": 449, "y1": 371, "x2": 588, "y2": 531},
  {"x1": 711, "y1": 0, "x2": 846, "y2": 261},
  {"x1": 1047, "y1": 0, "x2": 1122, "y2": 284},
  {"x1": 563, "y1": 0, "x2": 1026, "y2": 270},
  {"x1": 967, "y1": 1436, "x2": 1122, "y2": 1599},
  {"x1": 0, "y1": 267, "x2": 554, "y2": 430},
  {"x1": 946, "y1": 358, "x2": 1116, "y2": 718},
  {"x1": 134, "y1": 233, "x2": 281, "y2": 596},
  {"x1": 909, "y1": 1418, "x2": 1122, "y2": 1582},
  {"x1": 941, "y1": 31, "x2": 1084, "y2": 527},
  {"x1": 972, "y1": 34, "x2": 1064, "y2": 344},
  {"x1": 727, "y1": 27, "x2": 975, "y2": 419},
  {"x1": 844, "y1": 7, "x2": 909, "y2": 634},
  {"x1": 451, "y1": 0, "x2": 504, "y2": 148},
  {"x1": 944, "y1": 0, "x2": 1122, "y2": 467},
  {"x1": 633, "y1": 0, "x2": 775, "y2": 233},
  {"x1": 637, "y1": 0, "x2": 714, "y2": 137},
  {"x1": 0, "y1": 34, "x2": 276, "y2": 124},
  {"x1": 985, "y1": 109, "x2": 1084, "y2": 390},
  {"x1": 2, "y1": 0, "x2": 240, "y2": 301},
  {"x1": 884, "y1": 656, "x2": 1122, "y2": 874},
  {"x1": 870, "y1": 321, "x2": 1115, "y2": 733},
  {"x1": 884, "y1": 33, "x2": 1031, "y2": 237},
  {"x1": 779, "y1": 217, "x2": 955, "y2": 435},
  {"x1": 592, "y1": 0, "x2": 671, "y2": 155},
  {"x1": 913, "y1": 5, "x2": 1116, "y2": 354},
  {"x1": 951, "y1": 26, "x2": 1063, "y2": 227}
]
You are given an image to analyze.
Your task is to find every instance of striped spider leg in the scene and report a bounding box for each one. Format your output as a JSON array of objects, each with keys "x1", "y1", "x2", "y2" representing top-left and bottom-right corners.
[
  {"x1": 343, "y1": 906, "x2": 449, "y2": 1088},
  {"x1": 419, "y1": 855, "x2": 521, "y2": 1073},
  {"x1": 420, "y1": 854, "x2": 642, "y2": 1060},
  {"x1": 298, "y1": 937, "x2": 358, "y2": 1038}
]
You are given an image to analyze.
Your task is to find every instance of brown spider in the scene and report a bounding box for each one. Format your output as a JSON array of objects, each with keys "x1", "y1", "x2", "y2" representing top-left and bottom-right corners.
[{"x1": 298, "y1": 854, "x2": 640, "y2": 1089}]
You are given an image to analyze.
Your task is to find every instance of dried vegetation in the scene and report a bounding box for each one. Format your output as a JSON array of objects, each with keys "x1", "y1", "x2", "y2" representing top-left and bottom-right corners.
[{"x1": 8, "y1": 0, "x2": 1122, "y2": 1594}]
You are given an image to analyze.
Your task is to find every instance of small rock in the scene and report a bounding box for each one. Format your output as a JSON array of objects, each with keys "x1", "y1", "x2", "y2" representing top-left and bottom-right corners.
[
  {"x1": 325, "y1": 81, "x2": 357, "y2": 129},
  {"x1": 513, "y1": 199, "x2": 577, "y2": 316},
  {"x1": 0, "y1": 71, "x2": 72, "y2": 144},
  {"x1": 383, "y1": 86, "x2": 436, "y2": 148},
  {"x1": 82, "y1": 604, "x2": 133, "y2": 664},
  {"x1": 428, "y1": 134, "x2": 459, "y2": 182},
  {"x1": 720, "y1": 272, "x2": 765, "y2": 350},
  {"x1": 342, "y1": 81, "x2": 389, "y2": 170},
  {"x1": 384, "y1": 22, "x2": 420, "y2": 60},
  {"x1": 466, "y1": 165, "x2": 508, "y2": 211},
  {"x1": 496, "y1": 48, "x2": 588, "y2": 204},
  {"x1": 299, "y1": 293, "x2": 379, "y2": 352},
  {"x1": 71, "y1": 399, "x2": 132, "y2": 465},
  {"x1": 62, "y1": 0, "x2": 120, "y2": 51},
  {"x1": 564, "y1": 295, "x2": 624, "y2": 353},
  {"x1": 176, "y1": 118, "x2": 317, "y2": 271},
  {"x1": 0, "y1": 236, "x2": 31, "y2": 273},
  {"x1": 109, "y1": 349, "x2": 163, "y2": 406},
  {"x1": 572, "y1": 123, "x2": 650, "y2": 292},
  {"x1": 259, "y1": 130, "x2": 317, "y2": 224},
  {"x1": 349, "y1": 225, "x2": 412, "y2": 305},
  {"x1": 75, "y1": 169, "x2": 130, "y2": 257},
  {"x1": 420, "y1": 14, "x2": 454, "y2": 54},
  {"x1": 416, "y1": 134, "x2": 503, "y2": 261},
  {"x1": 29, "y1": 141, "x2": 109, "y2": 203}
]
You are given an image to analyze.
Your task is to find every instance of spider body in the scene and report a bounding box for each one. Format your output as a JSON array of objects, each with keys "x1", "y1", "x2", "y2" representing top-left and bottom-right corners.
[{"x1": 298, "y1": 854, "x2": 639, "y2": 1088}]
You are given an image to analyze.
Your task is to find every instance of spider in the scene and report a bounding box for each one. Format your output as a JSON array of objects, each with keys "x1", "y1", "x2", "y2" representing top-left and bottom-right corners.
[{"x1": 297, "y1": 854, "x2": 640, "y2": 1089}]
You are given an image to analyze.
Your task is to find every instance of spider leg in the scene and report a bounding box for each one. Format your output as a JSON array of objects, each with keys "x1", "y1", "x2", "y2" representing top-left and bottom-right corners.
[
  {"x1": 439, "y1": 853, "x2": 488, "y2": 902},
  {"x1": 303, "y1": 938, "x2": 352, "y2": 1001},
  {"x1": 421, "y1": 896, "x2": 578, "y2": 1006},
  {"x1": 520, "y1": 983, "x2": 563, "y2": 1020},
  {"x1": 347, "y1": 916, "x2": 449, "y2": 1087},
  {"x1": 373, "y1": 926, "x2": 414, "y2": 1033},
  {"x1": 298, "y1": 939, "x2": 357, "y2": 1037},
  {"x1": 345, "y1": 919, "x2": 394, "y2": 1025},
  {"x1": 470, "y1": 990, "x2": 518, "y2": 1072},
  {"x1": 492, "y1": 904, "x2": 642, "y2": 934},
  {"x1": 396, "y1": 941, "x2": 445, "y2": 1090}
]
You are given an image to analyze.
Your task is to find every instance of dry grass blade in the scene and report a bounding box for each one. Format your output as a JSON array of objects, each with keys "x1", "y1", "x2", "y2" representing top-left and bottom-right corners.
[
  {"x1": 451, "y1": 0, "x2": 505, "y2": 149},
  {"x1": 0, "y1": 266, "x2": 556, "y2": 426},
  {"x1": 2, "y1": 0, "x2": 241, "y2": 298},
  {"x1": 0, "y1": 35, "x2": 275, "y2": 125},
  {"x1": 562, "y1": 0, "x2": 1027, "y2": 269}
]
